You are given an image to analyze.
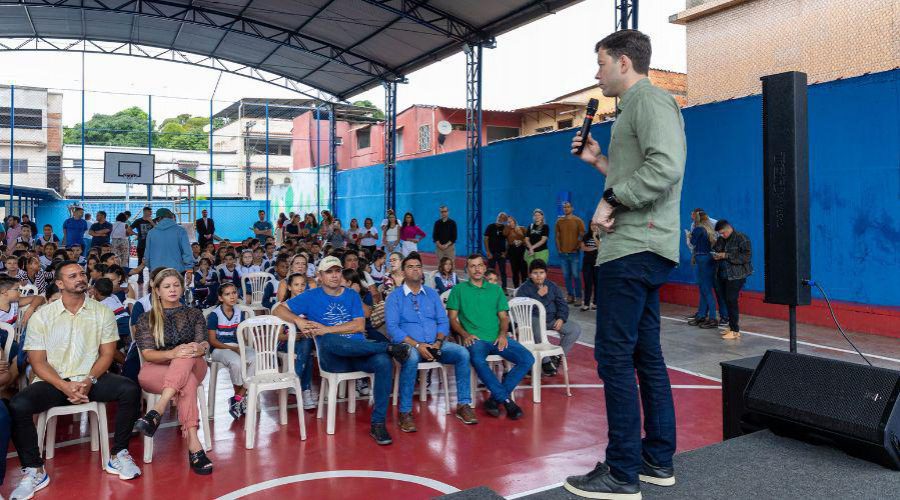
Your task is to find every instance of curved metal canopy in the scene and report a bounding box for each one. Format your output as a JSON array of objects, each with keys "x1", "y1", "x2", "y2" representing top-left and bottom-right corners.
[{"x1": 0, "y1": 0, "x2": 583, "y2": 100}]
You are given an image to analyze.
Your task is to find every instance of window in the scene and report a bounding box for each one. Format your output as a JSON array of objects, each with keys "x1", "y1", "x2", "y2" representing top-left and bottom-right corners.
[
  {"x1": 487, "y1": 126, "x2": 520, "y2": 143},
  {"x1": 0, "y1": 159, "x2": 28, "y2": 173},
  {"x1": 0, "y1": 107, "x2": 42, "y2": 129},
  {"x1": 535, "y1": 126, "x2": 554, "y2": 134},
  {"x1": 395, "y1": 128, "x2": 404, "y2": 155},
  {"x1": 72, "y1": 159, "x2": 83, "y2": 168},
  {"x1": 557, "y1": 119, "x2": 574, "y2": 129},
  {"x1": 356, "y1": 127, "x2": 371, "y2": 149},
  {"x1": 254, "y1": 177, "x2": 272, "y2": 194},
  {"x1": 451, "y1": 124, "x2": 467, "y2": 131},
  {"x1": 283, "y1": 176, "x2": 291, "y2": 184},
  {"x1": 214, "y1": 170, "x2": 225, "y2": 182},
  {"x1": 249, "y1": 138, "x2": 292, "y2": 156},
  {"x1": 418, "y1": 124, "x2": 431, "y2": 151}
]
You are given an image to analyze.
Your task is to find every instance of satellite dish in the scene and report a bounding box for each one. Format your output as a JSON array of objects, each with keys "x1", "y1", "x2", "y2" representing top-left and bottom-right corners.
[{"x1": 437, "y1": 120, "x2": 452, "y2": 135}]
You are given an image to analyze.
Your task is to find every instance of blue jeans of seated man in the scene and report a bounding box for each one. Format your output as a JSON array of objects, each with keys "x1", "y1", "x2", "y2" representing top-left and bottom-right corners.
[
  {"x1": 398, "y1": 342, "x2": 472, "y2": 413},
  {"x1": 467, "y1": 338, "x2": 534, "y2": 403},
  {"x1": 595, "y1": 251, "x2": 676, "y2": 484},
  {"x1": 0, "y1": 400, "x2": 10, "y2": 485},
  {"x1": 315, "y1": 335, "x2": 392, "y2": 424},
  {"x1": 559, "y1": 252, "x2": 582, "y2": 299},
  {"x1": 279, "y1": 337, "x2": 313, "y2": 390}
]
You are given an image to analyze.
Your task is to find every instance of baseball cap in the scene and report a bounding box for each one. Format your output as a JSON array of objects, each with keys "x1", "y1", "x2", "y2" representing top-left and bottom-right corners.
[
  {"x1": 318, "y1": 256, "x2": 343, "y2": 271},
  {"x1": 156, "y1": 208, "x2": 175, "y2": 219}
]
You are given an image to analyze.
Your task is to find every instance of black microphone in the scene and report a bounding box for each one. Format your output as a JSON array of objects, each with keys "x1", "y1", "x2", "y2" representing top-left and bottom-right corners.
[{"x1": 573, "y1": 98, "x2": 599, "y2": 155}]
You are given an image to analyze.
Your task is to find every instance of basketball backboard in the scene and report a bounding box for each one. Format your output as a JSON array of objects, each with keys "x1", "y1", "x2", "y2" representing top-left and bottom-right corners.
[{"x1": 104, "y1": 152, "x2": 155, "y2": 184}]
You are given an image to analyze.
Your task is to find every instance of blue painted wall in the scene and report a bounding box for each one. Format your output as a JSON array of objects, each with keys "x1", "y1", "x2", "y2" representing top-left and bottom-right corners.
[{"x1": 336, "y1": 69, "x2": 899, "y2": 307}]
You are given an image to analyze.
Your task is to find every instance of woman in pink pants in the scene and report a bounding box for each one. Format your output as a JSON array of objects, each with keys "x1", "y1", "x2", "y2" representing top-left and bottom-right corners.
[{"x1": 132, "y1": 268, "x2": 213, "y2": 475}]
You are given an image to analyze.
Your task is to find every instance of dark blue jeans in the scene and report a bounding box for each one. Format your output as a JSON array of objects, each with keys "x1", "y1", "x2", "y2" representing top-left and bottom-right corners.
[
  {"x1": 315, "y1": 335, "x2": 392, "y2": 424},
  {"x1": 559, "y1": 251, "x2": 582, "y2": 299},
  {"x1": 0, "y1": 400, "x2": 9, "y2": 485},
  {"x1": 279, "y1": 337, "x2": 313, "y2": 390},
  {"x1": 695, "y1": 254, "x2": 717, "y2": 319},
  {"x1": 467, "y1": 338, "x2": 534, "y2": 402},
  {"x1": 595, "y1": 251, "x2": 677, "y2": 484}
]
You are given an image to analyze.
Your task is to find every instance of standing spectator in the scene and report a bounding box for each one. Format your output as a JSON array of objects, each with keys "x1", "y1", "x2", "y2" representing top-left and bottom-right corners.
[
  {"x1": 325, "y1": 219, "x2": 351, "y2": 249},
  {"x1": 555, "y1": 201, "x2": 585, "y2": 305},
  {"x1": 347, "y1": 219, "x2": 364, "y2": 247},
  {"x1": 580, "y1": 223, "x2": 601, "y2": 311},
  {"x1": 110, "y1": 213, "x2": 132, "y2": 267},
  {"x1": 8, "y1": 262, "x2": 142, "y2": 500},
  {"x1": 712, "y1": 220, "x2": 753, "y2": 340},
  {"x1": 382, "y1": 213, "x2": 401, "y2": 254},
  {"x1": 89, "y1": 211, "x2": 113, "y2": 251},
  {"x1": 484, "y1": 213, "x2": 509, "y2": 289},
  {"x1": 82, "y1": 213, "x2": 93, "y2": 250},
  {"x1": 303, "y1": 213, "x2": 319, "y2": 238},
  {"x1": 145, "y1": 209, "x2": 194, "y2": 274},
  {"x1": 447, "y1": 254, "x2": 534, "y2": 420},
  {"x1": 359, "y1": 218, "x2": 379, "y2": 257},
  {"x1": 4, "y1": 216, "x2": 22, "y2": 249},
  {"x1": 195, "y1": 209, "x2": 216, "y2": 249},
  {"x1": 284, "y1": 214, "x2": 302, "y2": 241},
  {"x1": 688, "y1": 211, "x2": 719, "y2": 329},
  {"x1": 275, "y1": 213, "x2": 287, "y2": 244},
  {"x1": 432, "y1": 206, "x2": 457, "y2": 262},
  {"x1": 515, "y1": 259, "x2": 583, "y2": 376},
  {"x1": 251, "y1": 210, "x2": 273, "y2": 238},
  {"x1": 504, "y1": 216, "x2": 529, "y2": 288},
  {"x1": 130, "y1": 207, "x2": 156, "y2": 264},
  {"x1": 525, "y1": 209, "x2": 550, "y2": 268},
  {"x1": 379, "y1": 208, "x2": 395, "y2": 234},
  {"x1": 20, "y1": 214, "x2": 37, "y2": 237},
  {"x1": 37, "y1": 224, "x2": 60, "y2": 247},
  {"x1": 399, "y1": 212, "x2": 426, "y2": 257},
  {"x1": 62, "y1": 208, "x2": 88, "y2": 249}
]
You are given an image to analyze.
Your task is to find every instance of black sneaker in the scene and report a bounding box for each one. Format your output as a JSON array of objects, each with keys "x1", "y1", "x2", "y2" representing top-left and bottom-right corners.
[
  {"x1": 387, "y1": 343, "x2": 411, "y2": 364},
  {"x1": 133, "y1": 410, "x2": 162, "y2": 437},
  {"x1": 503, "y1": 399, "x2": 524, "y2": 420},
  {"x1": 719, "y1": 318, "x2": 729, "y2": 326},
  {"x1": 228, "y1": 396, "x2": 242, "y2": 420},
  {"x1": 687, "y1": 317, "x2": 704, "y2": 326},
  {"x1": 639, "y1": 454, "x2": 675, "y2": 486},
  {"x1": 698, "y1": 318, "x2": 719, "y2": 329},
  {"x1": 541, "y1": 361, "x2": 558, "y2": 377},
  {"x1": 483, "y1": 398, "x2": 501, "y2": 417},
  {"x1": 369, "y1": 423, "x2": 393, "y2": 445},
  {"x1": 564, "y1": 462, "x2": 641, "y2": 499}
]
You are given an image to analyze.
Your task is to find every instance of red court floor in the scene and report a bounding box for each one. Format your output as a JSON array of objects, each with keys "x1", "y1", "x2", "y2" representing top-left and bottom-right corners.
[{"x1": 7, "y1": 341, "x2": 722, "y2": 499}]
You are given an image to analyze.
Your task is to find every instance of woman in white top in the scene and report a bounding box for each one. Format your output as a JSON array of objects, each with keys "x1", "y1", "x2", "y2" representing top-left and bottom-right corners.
[
  {"x1": 359, "y1": 218, "x2": 379, "y2": 257},
  {"x1": 347, "y1": 218, "x2": 364, "y2": 247},
  {"x1": 111, "y1": 212, "x2": 133, "y2": 267},
  {"x1": 382, "y1": 213, "x2": 400, "y2": 254}
]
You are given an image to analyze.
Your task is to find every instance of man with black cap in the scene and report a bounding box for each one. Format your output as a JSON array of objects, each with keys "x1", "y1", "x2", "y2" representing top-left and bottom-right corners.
[{"x1": 144, "y1": 208, "x2": 194, "y2": 276}]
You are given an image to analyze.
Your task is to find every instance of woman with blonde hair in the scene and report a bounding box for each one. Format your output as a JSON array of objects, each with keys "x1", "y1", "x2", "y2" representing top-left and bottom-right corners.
[
  {"x1": 688, "y1": 210, "x2": 719, "y2": 329},
  {"x1": 132, "y1": 268, "x2": 213, "y2": 475}
]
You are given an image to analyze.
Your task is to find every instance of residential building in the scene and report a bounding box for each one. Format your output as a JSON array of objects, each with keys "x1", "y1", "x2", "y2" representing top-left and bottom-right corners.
[
  {"x1": 0, "y1": 85, "x2": 64, "y2": 193},
  {"x1": 515, "y1": 69, "x2": 687, "y2": 135},
  {"x1": 670, "y1": 0, "x2": 899, "y2": 105}
]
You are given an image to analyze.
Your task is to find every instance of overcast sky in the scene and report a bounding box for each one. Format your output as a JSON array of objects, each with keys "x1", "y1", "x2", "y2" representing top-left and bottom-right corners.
[{"x1": 0, "y1": 0, "x2": 685, "y2": 126}]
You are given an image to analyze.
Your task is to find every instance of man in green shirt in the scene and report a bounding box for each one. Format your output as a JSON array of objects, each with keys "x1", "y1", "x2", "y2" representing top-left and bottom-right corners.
[
  {"x1": 565, "y1": 30, "x2": 685, "y2": 500},
  {"x1": 447, "y1": 254, "x2": 534, "y2": 420}
]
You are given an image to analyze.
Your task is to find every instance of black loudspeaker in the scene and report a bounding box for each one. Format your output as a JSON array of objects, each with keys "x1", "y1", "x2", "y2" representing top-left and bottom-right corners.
[
  {"x1": 761, "y1": 71, "x2": 811, "y2": 306},
  {"x1": 745, "y1": 350, "x2": 900, "y2": 469}
]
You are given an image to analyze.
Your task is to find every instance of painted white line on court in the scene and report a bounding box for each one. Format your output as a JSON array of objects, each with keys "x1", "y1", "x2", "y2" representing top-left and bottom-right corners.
[
  {"x1": 660, "y1": 315, "x2": 900, "y2": 364},
  {"x1": 506, "y1": 481, "x2": 565, "y2": 498},
  {"x1": 214, "y1": 470, "x2": 460, "y2": 499},
  {"x1": 537, "y1": 384, "x2": 720, "y2": 390}
]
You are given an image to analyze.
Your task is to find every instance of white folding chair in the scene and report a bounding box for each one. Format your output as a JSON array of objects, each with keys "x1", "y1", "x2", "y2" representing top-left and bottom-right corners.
[
  {"x1": 314, "y1": 337, "x2": 374, "y2": 435},
  {"x1": 238, "y1": 316, "x2": 307, "y2": 448},
  {"x1": 134, "y1": 337, "x2": 212, "y2": 463},
  {"x1": 508, "y1": 297, "x2": 571, "y2": 403},
  {"x1": 18, "y1": 284, "x2": 38, "y2": 296},
  {"x1": 37, "y1": 402, "x2": 109, "y2": 468},
  {"x1": 241, "y1": 272, "x2": 274, "y2": 314},
  {"x1": 202, "y1": 305, "x2": 255, "y2": 419},
  {"x1": 391, "y1": 359, "x2": 451, "y2": 414}
]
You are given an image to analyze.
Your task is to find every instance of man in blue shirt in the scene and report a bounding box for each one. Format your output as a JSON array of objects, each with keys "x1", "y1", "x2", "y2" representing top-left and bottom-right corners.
[
  {"x1": 62, "y1": 207, "x2": 88, "y2": 249},
  {"x1": 274, "y1": 256, "x2": 411, "y2": 446},
  {"x1": 251, "y1": 210, "x2": 273, "y2": 238},
  {"x1": 385, "y1": 252, "x2": 478, "y2": 433}
]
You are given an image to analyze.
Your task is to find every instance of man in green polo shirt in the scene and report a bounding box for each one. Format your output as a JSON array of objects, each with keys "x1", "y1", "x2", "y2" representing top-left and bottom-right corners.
[
  {"x1": 564, "y1": 30, "x2": 685, "y2": 499},
  {"x1": 447, "y1": 254, "x2": 534, "y2": 420}
]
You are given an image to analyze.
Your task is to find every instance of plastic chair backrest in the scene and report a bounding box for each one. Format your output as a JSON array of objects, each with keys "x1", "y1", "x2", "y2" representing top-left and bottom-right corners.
[
  {"x1": 241, "y1": 272, "x2": 274, "y2": 306},
  {"x1": 18, "y1": 284, "x2": 38, "y2": 297},
  {"x1": 237, "y1": 315, "x2": 294, "y2": 379},
  {"x1": 424, "y1": 271, "x2": 437, "y2": 289},
  {"x1": 440, "y1": 289, "x2": 451, "y2": 306},
  {"x1": 0, "y1": 323, "x2": 14, "y2": 361},
  {"x1": 15, "y1": 304, "x2": 30, "y2": 340},
  {"x1": 507, "y1": 297, "x2": 546, "y2": 346}
]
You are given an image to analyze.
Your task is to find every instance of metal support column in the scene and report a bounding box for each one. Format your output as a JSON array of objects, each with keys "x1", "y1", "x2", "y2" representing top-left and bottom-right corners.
[
  {"x1": 383, "y1": 81, "x2": 398, "y2": 214},
  {"x1": 147, "y1": 95, "x2": 153, "y2": 202},
  {"x1": 265, "y1": 100, "x2": 270, "y2": 216},
  {"x1": 329, "y1": 104, "x2": 338, "y2": 217},
  {"x1": 8, "y1": 85, "x2": 13, "y2": 213},
  {"x1": 315, "y1": 106, "x2": 321, "y2": 215},
  {"x1": 209, "y1": 99, "x2": 214, "y2": 217},
  {"x1": 615, "y1": 0, "x2": 639, "y2": 30},
  {"x1": 464, "y1": 40, "x2": 494, "y2": 255}
]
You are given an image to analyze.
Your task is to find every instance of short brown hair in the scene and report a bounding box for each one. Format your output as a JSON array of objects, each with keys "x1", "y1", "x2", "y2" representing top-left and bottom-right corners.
[{"x1": 595, "y1": 29, "x2": 651, "y2": 75}]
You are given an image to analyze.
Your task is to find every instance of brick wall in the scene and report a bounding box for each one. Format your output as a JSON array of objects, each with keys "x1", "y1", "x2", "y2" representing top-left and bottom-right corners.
[
  {"x1": 47, "y1": 112, "x2": 62, "y2": 152},
  {"x1": 679, "y1": 0, "x2": 899, "y2": 105}
]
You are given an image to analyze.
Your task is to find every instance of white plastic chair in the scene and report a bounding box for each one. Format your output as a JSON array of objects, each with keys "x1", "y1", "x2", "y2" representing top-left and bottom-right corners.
[
  {"x1": 439, "y1": 289, "x2": 452, "y2": 307},
  {"x1": 507, "y1": 297, "x2": 571, "y2": 403},
  {"x1": 424, "y1": 270, "x2": 437, "y2": 289},
  {"x1": 202, "y1": 305, "x2": 255, "y2": 419},
  {"x1": 391, "y1": 360, "x2": 451, "y2": 414},
  {"x1": 37, "y1": 402, "x2": 109, "y2": 468},
  {"x1": 134, "y1": 338, "x2": 212, "y2": 464},
  {"x1": 237, "y1": 316, "x2": 307, "y2": 448},
  {"x1": 123, "y1": 298, "x2": 136, "y2": 313},
  {"x1": 241, "y1": 272, "x2": 274, "y2": 313},
  {"x1": 18, "y1": 284, "x2": 38, "y2": 296},
  {"x1": 0, "y1": 323, "x2": 14, "y2": 360},
  {"x1": 314, "y1": 337, "x2": 375, "y2": 435}
]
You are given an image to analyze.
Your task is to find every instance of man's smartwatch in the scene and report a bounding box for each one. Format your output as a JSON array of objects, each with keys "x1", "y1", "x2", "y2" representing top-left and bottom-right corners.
[
  {"x1": 603, "y1": 188, "x2": 623, "y2": 209},
  {"x1": 87, "y1": 375, "x2": 98, "y2": 385}
]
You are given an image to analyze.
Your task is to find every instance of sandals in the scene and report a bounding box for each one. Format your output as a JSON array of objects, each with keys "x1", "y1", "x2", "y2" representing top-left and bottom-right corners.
[
  {"x1": 133, "y1": 410, "x2": 162, "y2": 437},
  {"x1": 189, "y1": 449, "x2": 214, "y2": 475}
]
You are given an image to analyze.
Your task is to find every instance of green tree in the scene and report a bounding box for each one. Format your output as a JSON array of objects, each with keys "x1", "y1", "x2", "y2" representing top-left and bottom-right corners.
[
  {"x1": 64, "y1": 109, "x2": 224, "y2": 151},
  {"x1": 352, "y1": 100, "x2": 385, "y2": 119}
]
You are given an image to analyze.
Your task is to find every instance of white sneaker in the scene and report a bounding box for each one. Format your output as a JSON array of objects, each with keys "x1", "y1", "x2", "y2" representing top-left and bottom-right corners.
[
  {"x1": 10, "y1": 467, "x2": 49, "y2": 500},
  {"x1": 105, "y1": 449, "x2": 142, "y2": 480},
  {"x1": 302, "y1": 389, "x2": 317, "y2": 410}
]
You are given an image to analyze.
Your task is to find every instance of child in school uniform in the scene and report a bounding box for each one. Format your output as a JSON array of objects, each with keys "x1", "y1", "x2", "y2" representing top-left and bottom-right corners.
[{"x1": 207, "y1": 283, "x2": 256, "y2": 419}]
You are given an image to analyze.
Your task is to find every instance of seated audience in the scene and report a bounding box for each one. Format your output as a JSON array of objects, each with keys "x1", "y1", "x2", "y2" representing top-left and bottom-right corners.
[
  {"x1": 207, "y1": 283, "x2": 255, "y2": 420},
  {"x1": 433, "y1": 257, "x2": 459, "y2": 294}
]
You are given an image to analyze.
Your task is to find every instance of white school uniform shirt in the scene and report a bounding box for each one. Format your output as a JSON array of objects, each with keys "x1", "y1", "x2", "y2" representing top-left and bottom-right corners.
[
  {"x1": 100, "y1": 295, "x2": 128, "y2": 321},
  {"x1": 0, "y1": 302, "x2": 19, "y2": 325},
  {"x1": 237, "y1": 264, "x2": 261, "y2": 276}
]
